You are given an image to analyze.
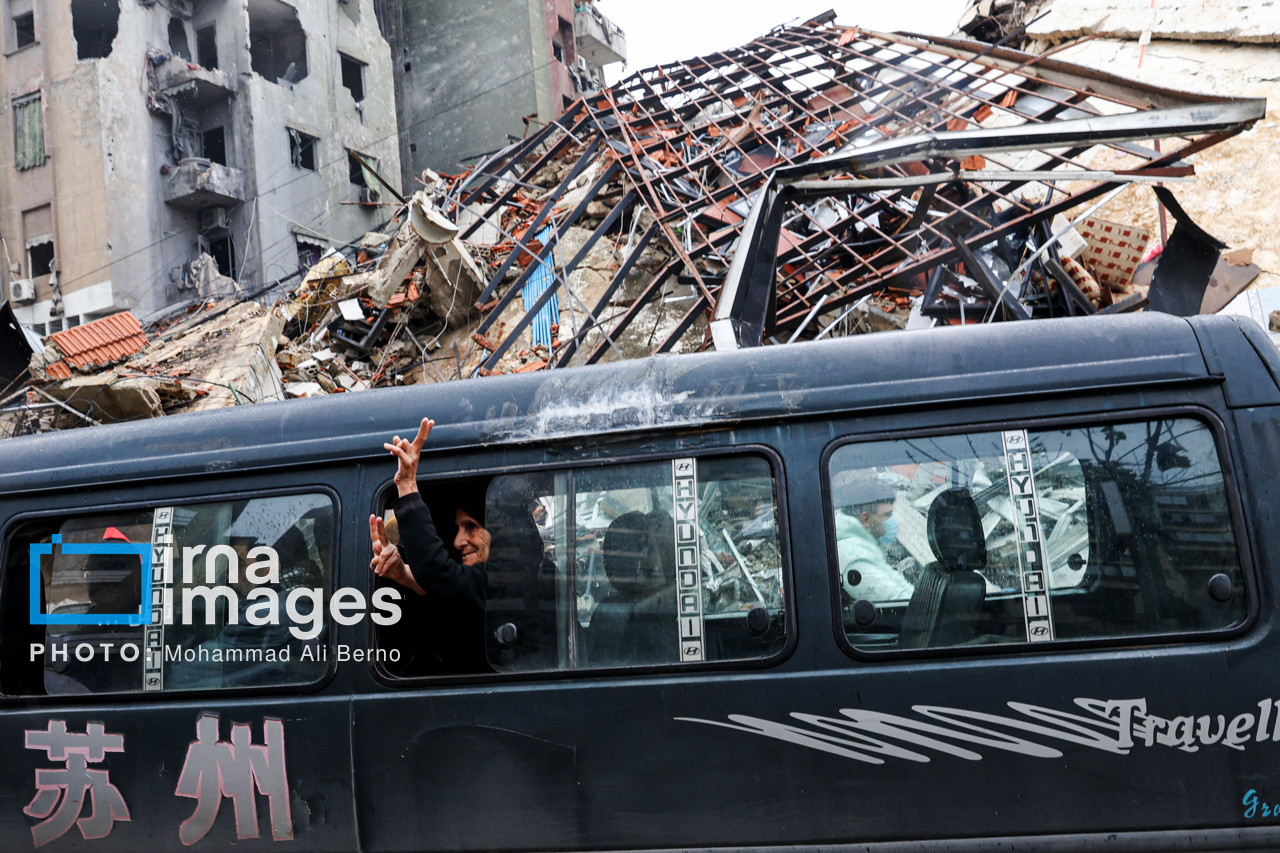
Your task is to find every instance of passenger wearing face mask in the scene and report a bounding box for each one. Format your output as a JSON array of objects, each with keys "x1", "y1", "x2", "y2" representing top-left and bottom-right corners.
[{"x1": 832, "y1": 471, "x2": 914, "y2": 603}]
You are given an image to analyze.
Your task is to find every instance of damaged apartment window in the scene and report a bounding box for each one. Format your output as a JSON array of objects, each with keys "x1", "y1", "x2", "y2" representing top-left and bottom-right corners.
[
  {"x1": 27, "y1": 240, "x2": 54, "y2": 278},
  {"x1": 12, "y1": 11, "x2": 34, "y2": 50},
  {"x1": 195, "y1": 24, "x2": 217, "y2": 69},
  {"x1": 289, "y1": 128, "x2": 317, "y2": 170},
  {"x1": 207, "y1": 235, "x2": 236, "y2": 280},
  {"x1": 70, "y1": 0, "x2": 117, "y2": 59},
  {"x1": 339, "y1": 52, "x2": 365, "y2": 102},
  {"x1": 12, "y1": 95, "x2": 44, "y2": 171},
  {"x1": 295, "y1": 235, "x2": 324, "y2": 269},
  {"x1": 167, "y1": 16, "x2": 191, "y2": 61},
  {"x1": 347, "y1": 149, "x2": 379, "y2": 203},
  {"x1": 557, "y1": 16, "x2": 575, "y2": 64},
  {"x1": 248, "y1": 0, "x2": 307, "y2": 85},
  {"x1": 202, "y1": 127, "x2": 226, "y2": 165}
]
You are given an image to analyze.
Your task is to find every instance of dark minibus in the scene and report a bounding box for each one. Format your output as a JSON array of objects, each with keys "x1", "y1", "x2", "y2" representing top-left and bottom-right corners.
[{"x1": 2, "y1": 311, "x2": 1280, "y2": 852}]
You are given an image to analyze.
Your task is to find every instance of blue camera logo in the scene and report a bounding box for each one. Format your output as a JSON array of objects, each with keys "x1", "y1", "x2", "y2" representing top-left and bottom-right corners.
[{"x1": 30, "y1": 535, "x2": 153, "y2": 626}]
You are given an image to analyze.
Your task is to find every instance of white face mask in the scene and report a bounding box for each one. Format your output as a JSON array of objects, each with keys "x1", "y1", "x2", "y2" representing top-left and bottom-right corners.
[{"x1": 877, "y1": 516, "x2": 899, "y2": 547}]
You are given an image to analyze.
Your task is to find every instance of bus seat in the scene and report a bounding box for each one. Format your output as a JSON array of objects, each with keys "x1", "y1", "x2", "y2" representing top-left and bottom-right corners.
[
  {"x1": 899, "y1": 488, "x2": 988, "y2": 649},
  {"x1": 587, "y1": 511, "x2": 675, "y2": 666}
]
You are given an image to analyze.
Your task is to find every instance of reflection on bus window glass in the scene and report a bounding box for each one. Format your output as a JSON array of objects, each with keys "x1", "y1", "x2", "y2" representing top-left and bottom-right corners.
[
  {"x1": 828, "y1": 419, "x2": 1245, "y2": 652},
  {"x1": 30, "y1": 494, "x2": 334, "y2": 694},
  {"x1": 484, "y1": 455, "x2": 786, "y2": 673}
]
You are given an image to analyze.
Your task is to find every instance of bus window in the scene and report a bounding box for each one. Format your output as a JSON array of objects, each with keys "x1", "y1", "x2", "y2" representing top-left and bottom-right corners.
[
  {"x1": 3, "y1": 493, "x2": 334, "y2": 694},
  {"x1": 827, "y1": 418, "x2": 1246, "y2": 653},
  {"x1": 483, "y1": 454, "x2": 787, "y2": 673}
]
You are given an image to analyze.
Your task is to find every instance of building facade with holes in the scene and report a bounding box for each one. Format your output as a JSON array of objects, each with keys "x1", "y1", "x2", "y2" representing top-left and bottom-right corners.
[
  {"x1": 377, "y1": 0, "x2": 625, "y2": 186},
  {"x1": 0, "y1": 0, "x2": 400, "y2": 333}
]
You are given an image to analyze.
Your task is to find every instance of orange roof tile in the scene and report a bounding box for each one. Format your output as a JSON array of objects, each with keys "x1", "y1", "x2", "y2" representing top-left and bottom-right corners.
[
  {"x1": 48, "y1": 312, "x2": 148, "y2": 371},
  {"x1": 45, "y1": 361, "x2": 71, "y2": 380}
]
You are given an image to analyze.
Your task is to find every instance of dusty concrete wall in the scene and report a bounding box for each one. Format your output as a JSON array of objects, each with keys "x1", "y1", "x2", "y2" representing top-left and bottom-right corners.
[
  {"x1": 243, "y1": 0, "x2": 400, "y2": 289},
  {"x1": 1026, "y1": 0, "x2": 1280, "y2": 45},
  {"x1": 97, "y1": 1, "x2": 204, "y2": 321},
  {"x1": 1049, "y1": 37, "x2": 1280, "y2": 291},
  {"x1": 544, "y1": 0, "x2": 574, "y2": 111},
  {"x1": 0, "y1": 0, "x2": 114, "y2": 327},
  {"x1": 389, "y1": 0, "x2": 550, "y2": 182}
]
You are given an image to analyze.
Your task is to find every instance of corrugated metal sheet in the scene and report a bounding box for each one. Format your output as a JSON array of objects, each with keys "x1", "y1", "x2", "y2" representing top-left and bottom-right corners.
[{"x1": 48, "y1": 312, "x2": 147, "y2": 371}]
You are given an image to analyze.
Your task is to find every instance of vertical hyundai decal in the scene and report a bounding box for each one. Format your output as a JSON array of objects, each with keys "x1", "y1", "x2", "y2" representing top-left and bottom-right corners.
[
  {"x1": 144, "y1": 507, "x2": 173, "y2": 691},
  {"x1": 673, "y1": 458, "x2": 704, "y2": 662},
  {"x1": 1001, "y1": 431, "x2": 1054, "y2": 642}
]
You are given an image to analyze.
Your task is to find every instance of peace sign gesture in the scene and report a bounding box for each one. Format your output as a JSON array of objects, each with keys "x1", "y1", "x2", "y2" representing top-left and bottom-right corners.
[
  {"x1": 368, "y1": 513, "x2": 424, "y2": 596},
  {"x1": 384, "y1": 417, "x2": 434, "y2": 498}
]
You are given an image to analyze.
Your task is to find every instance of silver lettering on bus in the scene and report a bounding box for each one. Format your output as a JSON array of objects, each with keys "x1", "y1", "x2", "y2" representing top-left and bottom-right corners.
[{"x1": 679, "y1": 697, "x2": 1280, "y2": 764}]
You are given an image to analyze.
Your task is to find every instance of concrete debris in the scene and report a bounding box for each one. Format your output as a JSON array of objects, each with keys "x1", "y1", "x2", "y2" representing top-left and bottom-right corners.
[{"x1": 2, "y1": 14, "x2": 1275, "y2": 438}]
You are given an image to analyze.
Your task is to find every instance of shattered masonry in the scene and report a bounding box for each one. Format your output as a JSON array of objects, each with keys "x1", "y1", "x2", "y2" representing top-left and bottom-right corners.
[{"x1": 0, "y1": 17, "x2": 1268, "y2": 435}]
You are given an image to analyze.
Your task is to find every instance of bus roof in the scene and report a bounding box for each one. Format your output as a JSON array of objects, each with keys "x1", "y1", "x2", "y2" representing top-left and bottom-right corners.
[{"x1": 1, "y1": 312, "x2": 1268, "y2": 495}]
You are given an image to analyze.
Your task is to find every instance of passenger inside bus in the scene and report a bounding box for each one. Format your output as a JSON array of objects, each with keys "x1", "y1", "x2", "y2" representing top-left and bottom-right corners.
[
  {"x1": 585, "y1": 509, "x2": 677, "y2": 666},
  {"x1": 832, "y1": 472, "x2": 914, "y2": 603},
  {"x1": 371, "y1": 417, "x2": 555, "y2": 674}
]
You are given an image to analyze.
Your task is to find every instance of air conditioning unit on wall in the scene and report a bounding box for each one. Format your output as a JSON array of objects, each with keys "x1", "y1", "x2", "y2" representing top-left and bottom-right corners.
[
  {"x1": 9, "y1": 278, "x2": 34, "y2": 305},
  {"x1": 201, "y1": 206, "x2": 230, "y2": 234},
  {"x1": 358, "y1": 186, "x2": 380, "y2": 205}
]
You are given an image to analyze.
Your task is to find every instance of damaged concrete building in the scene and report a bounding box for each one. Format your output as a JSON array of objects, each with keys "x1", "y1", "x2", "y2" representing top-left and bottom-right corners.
[
  {"x1": 0, "y1": 0, "x2": 401, "y2": 334},
  {"x1": 378, "y1": 0, "x2": 626, "y2": 183}
]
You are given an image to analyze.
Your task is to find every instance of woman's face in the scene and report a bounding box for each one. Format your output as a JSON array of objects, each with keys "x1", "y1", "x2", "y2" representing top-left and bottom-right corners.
[{"x1": 454, "y1": 509, "x2": 491, "y2": 565}]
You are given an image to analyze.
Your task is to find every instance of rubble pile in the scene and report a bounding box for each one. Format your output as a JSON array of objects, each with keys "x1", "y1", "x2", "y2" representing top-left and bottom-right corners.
[{"x1": 0, "y1": 16, "x2": 1270, "y2": 436}]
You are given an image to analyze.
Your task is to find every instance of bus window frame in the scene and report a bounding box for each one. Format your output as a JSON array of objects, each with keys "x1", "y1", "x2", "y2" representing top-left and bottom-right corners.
[
  {"x1": 0, "y1": 483, "x2": 344, "y2": 703},
  {"x1": 819, "y1": 404, "x2": 1259, "y2": 663},
  {"x1": 366, "y1": 442, "x2": 798, "y2": 687}
]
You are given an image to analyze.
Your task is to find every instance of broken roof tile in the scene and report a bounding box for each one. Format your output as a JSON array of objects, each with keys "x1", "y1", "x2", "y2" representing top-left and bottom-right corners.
[{"x1": 48, "y1": 312, "x2": 148, "y2": 371}]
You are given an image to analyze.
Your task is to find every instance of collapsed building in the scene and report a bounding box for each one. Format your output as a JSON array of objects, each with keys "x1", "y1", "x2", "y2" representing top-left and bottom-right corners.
[{"x1": 0, "y1": 13, "x2": 1271, "y2": 436}]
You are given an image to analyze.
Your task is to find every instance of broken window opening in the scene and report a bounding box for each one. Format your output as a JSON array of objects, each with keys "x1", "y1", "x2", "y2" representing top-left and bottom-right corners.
[
  {"x1": 202, "y1": 127, "x2": 226, "y2": 165},
  {"x1": 70, "y1": 0, "x2": 117, "y2": 59},
  {"x1": 552, "y1": 41, "x2": 563, "y2": 64},
  {"x1": 289, "y1": 128, "x2": 317, "y2": 171},
  {"x1": 13, "y1": 11, "x2": 34, "y2": 49},
  {"x1": 208, "y1": 235, "x2": 236, "y2": 280},
  {"x1": 339, "y1": 52, "x2": 365, "y2": 102},
  {"x1": 295, "y1": 235, "x2": 324, "y2": 270},
  {"x1": 194, "y1": 24, "x2": 217, "y2": 69},
  {"x1": 13, "y1": 95, "x2": 45, "y2": 171},
  {"x1": 347, "y1": 152, "x2": 366, "y2": 187},
  {"x1": 558, "y1": 16, "x2": 575, "y2": 65},
  {"x1": 175, "y1": 117, "x2": 201, "y2": 162},
  {"x1": 347, "y1": 150, "x2": 379, "y2": 203},
  {"x1": 248, "y1": 0, "x2": 307, "y2": 85},
  {"x1": 168, "y1": 17, "x2": 191, "y2": 61},
  {"x1": 27, "y1": 240, "x2": 54, "y2": 278}
]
